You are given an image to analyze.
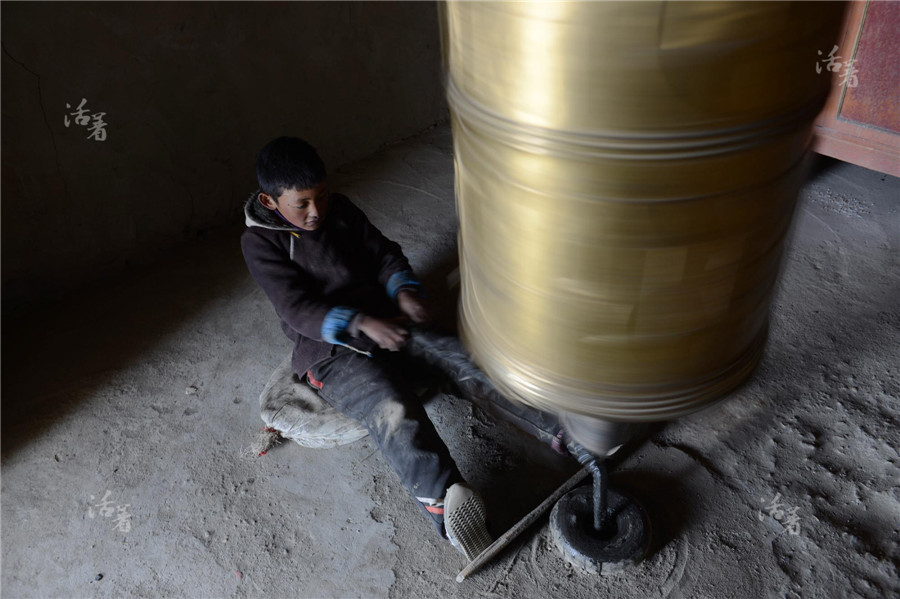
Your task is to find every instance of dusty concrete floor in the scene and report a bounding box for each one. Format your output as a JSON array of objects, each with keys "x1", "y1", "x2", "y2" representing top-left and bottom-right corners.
[{"x1": 2, "y1": 126, "x2": 898, "y2": 598}]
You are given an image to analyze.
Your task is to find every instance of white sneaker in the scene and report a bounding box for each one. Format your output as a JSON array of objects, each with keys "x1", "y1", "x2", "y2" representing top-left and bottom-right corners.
[{"x1": 444, "y1": 483, "x2": 493, "y2": 561}]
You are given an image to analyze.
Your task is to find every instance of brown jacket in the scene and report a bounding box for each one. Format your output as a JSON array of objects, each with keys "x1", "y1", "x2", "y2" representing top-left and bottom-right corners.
[{"x1": 241, "y1": 192, "x2": 421, "y2": 374}]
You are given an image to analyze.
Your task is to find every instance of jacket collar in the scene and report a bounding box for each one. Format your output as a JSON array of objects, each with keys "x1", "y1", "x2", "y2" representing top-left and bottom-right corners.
[{"x1": 244, "y1": 189, "x2": 301, "y2": 232}]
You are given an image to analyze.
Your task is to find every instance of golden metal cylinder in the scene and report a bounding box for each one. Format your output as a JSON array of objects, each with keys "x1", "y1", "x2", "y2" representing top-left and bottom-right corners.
[{"x1": 441, "y1": 1, "x2": 844, "y2": 422}]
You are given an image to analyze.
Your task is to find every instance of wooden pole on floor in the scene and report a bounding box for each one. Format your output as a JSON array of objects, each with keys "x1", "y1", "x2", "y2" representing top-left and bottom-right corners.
[{"x1": 456, "y1": 467, "x2": 589, "y2": 583}]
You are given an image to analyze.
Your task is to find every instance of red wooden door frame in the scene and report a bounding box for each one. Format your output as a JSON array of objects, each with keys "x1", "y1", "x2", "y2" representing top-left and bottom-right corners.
[{"x1": 813, "y1": 0, "x2": 900, "y2": 177}]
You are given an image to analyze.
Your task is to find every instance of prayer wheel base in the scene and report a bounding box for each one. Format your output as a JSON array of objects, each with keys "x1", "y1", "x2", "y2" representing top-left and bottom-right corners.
[{"x1": 550, "y1": 486, "x2": 651, "y2": 576}]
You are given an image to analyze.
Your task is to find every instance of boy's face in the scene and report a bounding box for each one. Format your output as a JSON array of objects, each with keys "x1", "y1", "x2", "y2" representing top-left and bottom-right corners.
[{"x1": 259, "y1": 181, "x2": 329, "y2": 231}]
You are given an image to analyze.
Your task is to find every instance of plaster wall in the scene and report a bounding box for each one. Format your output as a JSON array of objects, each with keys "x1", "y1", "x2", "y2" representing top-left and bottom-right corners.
[{"x1": 1, "y1": 1, "x2": 447, "y2": 308}]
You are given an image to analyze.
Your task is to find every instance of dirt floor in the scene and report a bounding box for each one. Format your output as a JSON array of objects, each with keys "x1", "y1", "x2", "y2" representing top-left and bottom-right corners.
[{"x1": 2, "y1": 125, "x2": 898, "y2": 598}]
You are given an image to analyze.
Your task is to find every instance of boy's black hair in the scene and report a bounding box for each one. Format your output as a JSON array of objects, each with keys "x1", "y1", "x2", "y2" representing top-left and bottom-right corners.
[{"x1": 256, "y1": 137, "x2": 327, "y2": 200}]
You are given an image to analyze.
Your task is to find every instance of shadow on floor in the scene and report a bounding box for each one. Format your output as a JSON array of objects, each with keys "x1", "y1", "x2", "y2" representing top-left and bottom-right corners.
[{"x1": 1, "y1": 225, "x2": 250, "y2": 459}]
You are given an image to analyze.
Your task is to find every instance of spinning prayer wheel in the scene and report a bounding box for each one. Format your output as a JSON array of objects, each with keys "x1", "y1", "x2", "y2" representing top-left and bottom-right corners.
[{"x1": 441, "y1": 2, "x2": 845, "y2": 430}]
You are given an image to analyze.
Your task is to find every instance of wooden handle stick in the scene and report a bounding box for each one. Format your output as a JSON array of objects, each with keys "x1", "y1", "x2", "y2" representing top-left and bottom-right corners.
[{"x1": 456, "y1": 467, "x2": 589, "y2": 583}]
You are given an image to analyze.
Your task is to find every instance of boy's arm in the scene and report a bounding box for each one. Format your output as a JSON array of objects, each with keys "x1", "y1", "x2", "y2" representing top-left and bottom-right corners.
[
  {"x1": 241, "y1": 231, "x2": 358, "y2": 346},
  {"x1": 341, "y1": 198, "x2": 423, "y2": 300}
]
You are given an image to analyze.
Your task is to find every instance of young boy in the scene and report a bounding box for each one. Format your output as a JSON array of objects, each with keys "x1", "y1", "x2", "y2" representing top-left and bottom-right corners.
[{"x1": 241, "y1": 137, "x2": 563, "y2": 560}]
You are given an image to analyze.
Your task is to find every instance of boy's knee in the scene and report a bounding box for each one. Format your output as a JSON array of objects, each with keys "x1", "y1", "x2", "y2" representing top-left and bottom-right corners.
[{"x1": 371, "y1": 398, "x2": 407, "y2": 437}]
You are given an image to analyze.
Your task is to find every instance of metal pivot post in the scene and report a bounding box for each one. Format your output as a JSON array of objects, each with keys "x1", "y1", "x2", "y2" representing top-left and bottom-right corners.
[{"x1": 587, "y1": 458, "x2": 610, "y2": 534}]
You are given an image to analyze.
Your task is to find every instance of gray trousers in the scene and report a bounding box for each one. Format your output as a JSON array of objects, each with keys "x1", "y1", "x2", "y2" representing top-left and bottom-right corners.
[{"x1": 307, "y1": 328, "x2": 561, "y2": 533}]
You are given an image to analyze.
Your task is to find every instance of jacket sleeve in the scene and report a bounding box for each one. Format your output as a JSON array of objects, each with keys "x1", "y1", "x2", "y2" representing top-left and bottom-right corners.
[
  {"x1": 341, "y1": 198, "x2": 423, "y2": 299},
  {"x1": 241, "y1": 230, "x2": 358, "y2": 345}
]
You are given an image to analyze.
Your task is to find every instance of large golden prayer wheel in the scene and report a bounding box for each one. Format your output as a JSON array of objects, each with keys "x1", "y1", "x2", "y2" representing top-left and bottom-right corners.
[{"x1": 441, "y1": 2, "x2": 844, "y2": 425}]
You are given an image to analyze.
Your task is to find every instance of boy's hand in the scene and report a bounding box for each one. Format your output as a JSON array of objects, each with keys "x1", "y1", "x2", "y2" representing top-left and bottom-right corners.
[
  {"x1": 397, "y1": 290, "x2": 432, "y2": 325},
  {"x1": 358, "y1": 315, "x2": 409, "y2": 351}
]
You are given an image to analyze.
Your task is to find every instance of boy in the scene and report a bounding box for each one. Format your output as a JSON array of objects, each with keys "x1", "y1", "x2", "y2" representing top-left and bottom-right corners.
[{"x1": 241, "y1": 137, "x2": 563, "y2": 560}]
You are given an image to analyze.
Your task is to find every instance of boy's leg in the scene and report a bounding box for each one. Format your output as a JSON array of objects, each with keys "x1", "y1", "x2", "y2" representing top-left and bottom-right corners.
[
  {"x1": 308, "y1": 347, "x2": 464, "y2": 534},
  {"x1": 403, "y1": 328, "x2": 563, "y2": 449}
]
